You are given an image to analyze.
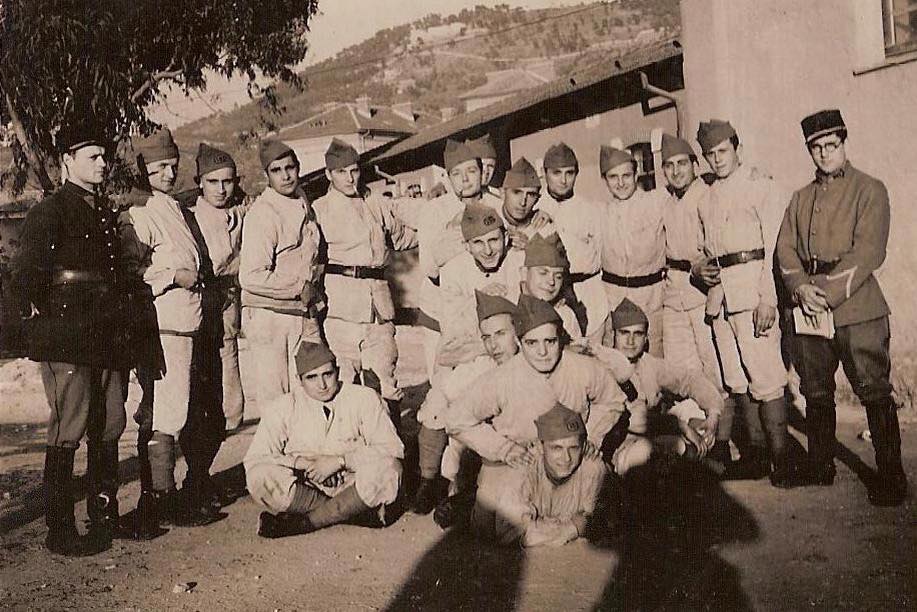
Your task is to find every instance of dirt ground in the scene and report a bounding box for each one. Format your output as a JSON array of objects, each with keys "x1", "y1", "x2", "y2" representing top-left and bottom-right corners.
[{"x1": 1, "y1": 327, "x2": 914, "y2": 611}]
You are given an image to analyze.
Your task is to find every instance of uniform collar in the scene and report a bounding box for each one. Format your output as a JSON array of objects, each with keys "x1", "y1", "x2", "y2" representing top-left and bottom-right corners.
[{"x1": 815, "y1": 160, "x2": 850, "y2": 184}]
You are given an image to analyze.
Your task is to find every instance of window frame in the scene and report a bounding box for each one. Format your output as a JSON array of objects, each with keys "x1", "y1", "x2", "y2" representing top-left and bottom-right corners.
[{"x1": 883, "y1": 0, "x2": 917, "y2": 57}]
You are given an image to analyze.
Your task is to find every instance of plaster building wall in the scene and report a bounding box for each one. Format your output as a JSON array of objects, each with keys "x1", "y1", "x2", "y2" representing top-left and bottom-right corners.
[{"x1": 679, "y1": 0, "x2": 917, "y2": 345}]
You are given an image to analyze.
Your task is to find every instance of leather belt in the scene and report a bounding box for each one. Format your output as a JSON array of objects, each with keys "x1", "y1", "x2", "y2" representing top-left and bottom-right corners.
[
  {"x1": 569, "y1": 270, "x2": 600, "y2": 284},
  {"x1": 51, "y1": 269, "x2": 108, "y2": 285},
  {"x1": 325, "y1": 263, "x2": 386, "y2": 280},
  {"x1": 601, "y1": 269, "x2": 665, "y2": 288},
  {"x1": 714, "y1": 248, "x2": 765, "y2": 269},
  {"x1": 665, "y1": 258, "x2": 692, "y2": 273},
  {"x1": 803, "y1": 258, "x2": 839, "y2": 275}
]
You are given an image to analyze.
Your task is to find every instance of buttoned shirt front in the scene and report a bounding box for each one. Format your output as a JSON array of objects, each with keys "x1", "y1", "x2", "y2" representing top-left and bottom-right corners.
[
  {"x1": 663, "y1": 179, "x2": 708, "y2": 312},
  {"x1": 601, "y1": 188, "x2": 667, "y2": 278},
  {"x1": 448, "y1": 350, "x2": 626, "y2": 461},
  {"x1": 697, "y1": 164, "x2": 787, "y2": 314},
  {"x1": 313, "y1": 188, "x2": 417, "y2": 323},
  {"x1": 239, "y1": 187, "x2": 321, "y2": 314},
  {"x1": 538, "y1": 192, "x2": 603, "y2": 276},
  {"x1": 776, "y1": 162, "x2": 890, "y2": 327}
]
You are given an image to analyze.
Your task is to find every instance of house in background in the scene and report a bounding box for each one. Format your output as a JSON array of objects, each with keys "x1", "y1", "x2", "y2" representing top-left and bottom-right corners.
[
  {"x1": 678, "y1": 0, "x2": 917, "y2": 345},
  {"x1": 458, "y1": 63, "x2": 556, "y2": 112},
  {"x1": 277, "y1": 97, "x2": 438, "y2": 174},
  {"x1": 353, "y1": 39, "x2": 683, "y2": 204}
]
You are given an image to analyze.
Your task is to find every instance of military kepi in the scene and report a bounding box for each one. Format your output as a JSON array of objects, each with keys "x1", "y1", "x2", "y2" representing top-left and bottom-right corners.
[
  {"x1": 696, "y1": 119, "x2": 737, "y2": 153},
  {"x1": 325, "y1": 138, "x2": 359, "y2": 171},
  {"x1": 502, "y1": 157, "x2": 541, "y2": 190},
  {"x1": 524, "y1": 233, "x2": 569, "y2": 269},
  {"x1": 599, "y1": 145, "x2": 634, "y2": 175},
  {"x1": 259, "y1": 139, "x2": 296, "y2": 170},
  {"x1": 57, "y1": 120, "x2": 106, "y2": 154},
  {"x1": 513, "y1": 293, "x2": 562, "y2": 337},
  {"x1": 461, "y1": 203, "x2": 503, "y2": 241},
  {"x1": 543, "y1": 142, "x2": 578, "y2": 169},
  {"x1": 475, "y1": 289, "x2": 516, "y2": 323},
  {"x1": 135, "y1": 128, "x2": 179, "y2": 164},
  {"x1": 661, "y1": 133, "x2": 695, "y2": 162},
  {"x1": 611, "y1": 297, "x2": 649, "y2": 330},
  {"x1": 801, "y1": 109, "x2": 846, "y2": 144},
  {"x1": 294, "y1": 342, "x2": 336, "y2": 376},
  {"x1": 535, "y1": 403, "x2": 586, "y2": 441},
  {"x1": 196, "y1": 143, "x2": 236, "y2": 177}
]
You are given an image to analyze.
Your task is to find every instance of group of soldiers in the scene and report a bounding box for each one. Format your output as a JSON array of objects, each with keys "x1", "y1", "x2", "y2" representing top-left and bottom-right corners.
[{"x1": 12, "y1": 103, "x2": 908, "y2": 556}]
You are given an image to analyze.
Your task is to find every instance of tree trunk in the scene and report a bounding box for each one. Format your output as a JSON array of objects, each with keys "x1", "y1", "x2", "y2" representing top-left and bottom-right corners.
[{"x1": 2, "y1": 90, "x2": 55, "y2": 194}]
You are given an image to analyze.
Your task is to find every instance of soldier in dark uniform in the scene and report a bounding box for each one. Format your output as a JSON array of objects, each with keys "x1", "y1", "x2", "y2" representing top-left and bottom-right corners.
[
  {"x1": 777, "y1": 109, "x2": 907, "y2": 506},
  {"x1": 12, "y1": 118, "x2": 130, "y2": 555}
]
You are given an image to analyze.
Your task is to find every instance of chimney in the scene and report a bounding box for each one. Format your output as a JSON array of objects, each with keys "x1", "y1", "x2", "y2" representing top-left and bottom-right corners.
[
  {"x1": 355, "y1": 96, "x2": 372, "y2": 118},
  {"x1": 440, "y1": 107, "x2": 457, "y2": 122},
  {"x1": 392, "y1": 101, "x2": 415, "y2": 123}
]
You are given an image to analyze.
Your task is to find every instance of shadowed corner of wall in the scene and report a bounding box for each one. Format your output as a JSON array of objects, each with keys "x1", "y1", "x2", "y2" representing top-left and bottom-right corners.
[{"x1": 591, "y1": 455, "x2": 760, "y2": 612}]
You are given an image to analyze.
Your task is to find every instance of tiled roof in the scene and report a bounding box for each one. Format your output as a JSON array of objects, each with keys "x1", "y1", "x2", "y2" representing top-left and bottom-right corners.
[
  {"x1": 458, "y1": 68, "x2": 553, "y2": 100},
  {"x1": 279, "y1": 102, "x2": 437, "y2": 141},
  {"x1": 369, "y1": 39, "x2": 682, "y2": 163}
]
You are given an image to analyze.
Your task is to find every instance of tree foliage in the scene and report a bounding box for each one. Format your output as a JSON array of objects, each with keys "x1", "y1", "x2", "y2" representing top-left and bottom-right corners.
[{"x1": 0, "y1": 0, "x2": 319, "y2": 193}]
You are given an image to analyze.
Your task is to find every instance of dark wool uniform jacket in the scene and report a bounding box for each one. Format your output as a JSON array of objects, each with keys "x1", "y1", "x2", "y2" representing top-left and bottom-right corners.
[
  {"x1": 12, "y1": 181, "x2": 138, "y2": 367},
  {"x1": 776, "y1": 162, "x2": 890, "y2": 328}
]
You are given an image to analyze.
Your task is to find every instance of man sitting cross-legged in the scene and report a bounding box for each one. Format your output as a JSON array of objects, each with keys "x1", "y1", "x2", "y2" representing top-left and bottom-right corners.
[{"x1": 245, "y1": 342, "x2": 404, "y2": 538}]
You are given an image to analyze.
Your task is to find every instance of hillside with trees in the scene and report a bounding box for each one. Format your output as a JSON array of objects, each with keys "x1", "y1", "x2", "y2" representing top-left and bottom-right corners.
[{"x1": 173, "y1": 0, "x2": 680, "y2": 193}]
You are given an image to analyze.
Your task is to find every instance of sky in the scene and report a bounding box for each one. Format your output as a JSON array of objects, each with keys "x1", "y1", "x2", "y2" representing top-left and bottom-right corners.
[{"x1": 149, "y1": 0, "x2": 577, "y2": 127}]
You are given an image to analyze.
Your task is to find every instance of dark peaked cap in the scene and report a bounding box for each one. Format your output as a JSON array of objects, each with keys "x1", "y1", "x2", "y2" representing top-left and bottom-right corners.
[{"x1": 801, "y1": 109, "x2": 846, "y2": 144}]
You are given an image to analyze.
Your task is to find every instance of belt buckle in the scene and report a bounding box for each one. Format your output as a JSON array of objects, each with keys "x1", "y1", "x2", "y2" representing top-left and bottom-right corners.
[{"x1": 737, "y1": 251, "x2": 749, "y2": 264}]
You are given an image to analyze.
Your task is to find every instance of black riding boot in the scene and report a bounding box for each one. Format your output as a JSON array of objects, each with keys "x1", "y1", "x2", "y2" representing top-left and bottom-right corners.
[
  {"x1": 87, "y1": 441, "x2": 125, "y2": 542},
  {"x1": 804, "y1": 398, "x2": 837, "y2": 486},
  {"x1": 44, "y1": 446, "x2": 105, "y2": 556},
  {"x1": 865, "y1": 398, "x2": 908, "y2": 506}
]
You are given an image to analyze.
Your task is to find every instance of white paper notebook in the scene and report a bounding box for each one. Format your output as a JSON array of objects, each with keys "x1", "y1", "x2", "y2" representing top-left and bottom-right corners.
[{"x1": 792, "y1": 307, "x2": 835, "y2": 339}]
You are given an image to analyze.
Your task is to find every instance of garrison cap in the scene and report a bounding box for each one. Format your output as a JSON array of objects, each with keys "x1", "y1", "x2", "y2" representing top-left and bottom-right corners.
[
  {"x1": 524, "y1": 232, "x2": 569, "y2": 269},
  {"x1": 513, "y1": 293, "x2": 562, "y2": 338},
  {"x1": 135, "y1": 128, "x2": 179, "y2": 165},
  {"x1": 475, "y1": 289, "x2": 516, "y2": 323},
  {"x1": 696, "y1": 119, "x2": 737, "y2": 153},
  {"x1": 543, "y1": 142, "x2": 578, "y2": 169},
  {"x1": 661, "y1": 133, "x2": 696, "y2": 162},
  {"x1": 443, "y1": 139, "x2": 478, "y2": 172},
  {"x1": 502, "y1": 157, "x2": 541, "y2": 190},
  {"x1": 259, "y1": 139, "x2": 297, "y2": 170},
  {"x1": 801, "y1": 109, "x2": 846, "y2": 144},
  {"x1": 535, "y1": 403, "x2": 586, "y2": 442},
  {"x1": 467, "y1": 134, "x2": 497, "y2": 159},
  {"x1": 196, "y1": 143, "x2": 236, "y2": 178},
  {"x1": 325, "y1": 137, "x2": 360, "y2": 171},
  {"x1": 460, "y1": 203, "x2": 503, "y2": 241},
  {"x1": 294, "y1": 342, "x2": 336, "y2": 376},
  {"x1": 599, "y1": 145, "x2": 635, "y2": 176},
  {"x1": 611, "y1": 297, "x2": 649, "y2": 330}
]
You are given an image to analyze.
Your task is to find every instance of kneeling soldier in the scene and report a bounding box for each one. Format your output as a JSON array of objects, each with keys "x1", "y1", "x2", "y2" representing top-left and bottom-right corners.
[{"x1": 246, "y1": 342, "x2": 404, "y2": 538}]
